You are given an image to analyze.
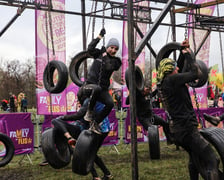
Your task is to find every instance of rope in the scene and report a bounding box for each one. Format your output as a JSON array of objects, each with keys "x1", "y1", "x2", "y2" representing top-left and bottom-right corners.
[
  {"x1": 92, "y1": 1, "x2": 98, "y2": 40},
  {"x1": 45, "y1": 0, "x2": 55, "y2": 117},
  {"x1": 102, "y1": 1, "x2": 106, "y2": 46},
  {"x1": 86, "y1": 1, "x2": 95, "y2": 40}
]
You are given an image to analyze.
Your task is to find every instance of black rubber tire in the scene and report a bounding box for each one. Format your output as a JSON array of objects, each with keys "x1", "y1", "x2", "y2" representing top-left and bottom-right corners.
[
  {"x1": 156, "y1": 42, "x2": 208, "y2": 87},
  {"x1": 197, "y1": 127, "x2": 224, "y2": 178},
  {"x1": 0, "y1": 133, "x2": 14, "y2": 167},
  {"x1": 43, "y1": 60, "x2": 68, "y2": 93},
  {"x1": 72, "y1": 130, "x2": 101, "y2": 175},
  {"x1": 156, "y1": 42, "x2": 195, "y2": 71},
  {"x1": 69, "y1": 51, "x2": 93, "y2": 87},
  {"x1": 188, "y1": 60, "x2": 209, "y2": 88},
  {"x1": 125, "y1": 65, "x2": 144, "y2": 92},
  {"x1": 148, "y1": 125, "x2": 160, "y2": 160},
  {"x1": 41, "y1": 128, "x2": 71, "y2": 169}
]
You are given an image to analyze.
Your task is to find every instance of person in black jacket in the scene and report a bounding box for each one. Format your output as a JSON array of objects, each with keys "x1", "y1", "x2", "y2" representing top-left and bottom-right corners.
[
  {"x1": 78, "y1": 28, "x2": 121, "y2": 134},
  {"x1": 157, "y1": 39, "x2": 220, "y2": 179},
  {"x1": 126, "y1": 87, "x2": 173, "y2": 144}
]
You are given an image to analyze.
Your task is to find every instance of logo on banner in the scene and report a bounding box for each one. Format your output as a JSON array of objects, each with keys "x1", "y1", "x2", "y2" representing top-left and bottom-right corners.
[
  {"x1": 127, "y1": 125, "x2": 144, "y2": 139},
  {"x1": 9, "y1": 128, "x2": 32, "y2": 145},
  {"x1": 108, "y1": 122, "x2": 117, "y2": 137}
]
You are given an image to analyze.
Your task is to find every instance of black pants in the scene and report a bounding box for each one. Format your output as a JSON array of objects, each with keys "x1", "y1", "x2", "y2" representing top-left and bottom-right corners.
[
  {"x1": 173, "y1": 128, "x2": 219, "y2": 180},
  {"x1": 52, "y1": 118, "x2": 111, "y2": 178},
  {"x1": 80, "y1": 84, "x2": 114, "y2": 123},
  {"x1": 80, "y1": 84, "x2": 102, "y2": 112},
  {"x1": 52, "y1": 119, "x2": 82, "y2": 140},
  {"x1": 91, "y1": 132, "x2": 111, "y2": 178},
  {"x1": 138, "y1": 114, "x2": 170, "y2": 140}
]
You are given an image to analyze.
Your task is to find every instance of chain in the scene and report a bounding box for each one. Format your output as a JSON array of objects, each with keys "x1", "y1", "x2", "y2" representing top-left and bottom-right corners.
[
  {"x1": 102, "y1": 1, "x2": 106, "y2": 46},
  {"x1": 184, "y1": 0, "x2": 190, "y2": 39},
  {"x1": 193, "y1": 88, "x2": 204, "y2": 128}
]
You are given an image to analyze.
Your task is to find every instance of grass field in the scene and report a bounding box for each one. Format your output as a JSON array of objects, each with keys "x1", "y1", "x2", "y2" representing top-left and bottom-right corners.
[{"x1": 0, "y1": 141, "x2": 195, "y2": 180}]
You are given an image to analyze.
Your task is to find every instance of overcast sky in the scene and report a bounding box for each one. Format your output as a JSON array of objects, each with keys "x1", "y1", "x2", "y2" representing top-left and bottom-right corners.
[{"x1": 0, "y1": 1, "x2": 224, "y2": 70}]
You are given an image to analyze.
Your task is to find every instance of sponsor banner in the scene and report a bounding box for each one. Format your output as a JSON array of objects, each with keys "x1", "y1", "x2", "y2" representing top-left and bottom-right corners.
[
  {"x1": 189, "y1": 86, "x2": 208, "y2": 109},
  {"x1": 124, "y1": 107, "x2": 224, "y2": 143},
  {"x1": 42, "y1": 109, "x2": 119, "y2": 146},
  {"x1": 0, "y1": 113, "x2": 34, "y2": 155},
  {"x1": 35, "y1": 0, "x2": 66, "y2": 115},
  {"x1": 102, "y1": 110, "x2": 119, "y2": 146}
]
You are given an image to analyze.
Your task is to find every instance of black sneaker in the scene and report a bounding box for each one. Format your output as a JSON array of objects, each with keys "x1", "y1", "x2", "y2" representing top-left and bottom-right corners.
[
  {"x1": 102, "y1": 174, "x2": 114, "y2": 180},
  {"x1": 84, "y1": 111, "x2": 94, "y2": 122},
  {"x1": 203, "y1": 113, "x2": 220, "y2": 126},
  {"x1": 89, "y1": 121, "x2": 101, "y2": 135}
]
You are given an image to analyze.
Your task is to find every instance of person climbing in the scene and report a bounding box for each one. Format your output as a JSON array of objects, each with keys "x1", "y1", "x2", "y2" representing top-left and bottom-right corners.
[
  {"x1": 157, "y1": 39, "x2": 220, "y2": 179},
  {"x1": 78, "y1": 28, "x2": 121, "y2": 134}
]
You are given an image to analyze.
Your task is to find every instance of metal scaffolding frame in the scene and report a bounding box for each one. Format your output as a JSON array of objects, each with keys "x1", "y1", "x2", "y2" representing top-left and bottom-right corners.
[{"x1": 1, "y1": 0, "x2": 224, "y2": 179}]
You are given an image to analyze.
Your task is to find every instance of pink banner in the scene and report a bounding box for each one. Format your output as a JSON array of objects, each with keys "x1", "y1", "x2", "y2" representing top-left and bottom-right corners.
[
  {"x1": 121, "y1": 0, "x2": 149, "y2": 107},
  {"x1": 188, "y1": 0, "x2": 215, "y2": 108},
  {"x1": 0, "y1": 113, "x2": 34, "y2": 155},
  {"x1": 35, "y1": 0, "x2": 67, "y2": 115}
]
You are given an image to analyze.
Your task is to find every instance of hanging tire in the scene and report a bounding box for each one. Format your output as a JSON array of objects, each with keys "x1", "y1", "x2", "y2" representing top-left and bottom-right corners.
[
  {"x1": 148, "y1": 125, "x2": 160, "y2": 160},
  {"x1": 125, "y1": 65, "x2": 144, "y2": 92},
  {"x1": 187, "y1": 60, "x2": 209, "y2": 88},
  {"x1": 156, "y1": 42, "x2": 208, "y2": 87},
  {"x1": 41, "y1": 128, "x2": 71, "y2": 169},
  {"x1": 43, "y1": 60, "x2": 68, "y2": 93},
  {"x1": 72, "y1": 130, "x2": 101, "y2": 175},
  {"x1": 197, "y1": 127, "x2": 224, "y2": 178},
  {"x1": 69, "y1": 51, "x2": 93, "y2": 87},
  {"x1": 0, "y1": 133, "x2": 14, "y2": 167},
  {"x1": 190, "y1": 127, "x2": 224, "y2": 179},
  {"x1": 156, "y1": 42, "x2": 195, "y2": 71}
]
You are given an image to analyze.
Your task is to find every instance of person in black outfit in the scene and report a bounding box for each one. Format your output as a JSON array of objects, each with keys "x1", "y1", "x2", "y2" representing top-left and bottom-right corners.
[
  {"x1": 79, "y1": 28, "x2": 121, "y2": 134},
  {"x1": 203, "y1": 113, "x2": 223, "y2": 126},
  {"x1": 52, "y1": 93, "x2": 113, "y2": 180},
  {"x1": 126, "y1": 87, "x2": 173, "y2": 144},
  {"x1": 157, "y1": 39, "x2": 220, "y2": 179}
]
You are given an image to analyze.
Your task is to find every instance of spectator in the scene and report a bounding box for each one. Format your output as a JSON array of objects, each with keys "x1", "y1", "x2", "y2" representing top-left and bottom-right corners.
[
  {"x1": 1, "y1": 99, "x2": 8, "y2": 111},
  {"x1": 9, "y1": 93, "x2": 15, "y2": 112},
  {"x1": 21, "y1": 96, "x2": 28, "y2": 112}
]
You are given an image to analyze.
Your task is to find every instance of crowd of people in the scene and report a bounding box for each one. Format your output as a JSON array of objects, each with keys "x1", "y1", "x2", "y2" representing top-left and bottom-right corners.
[{"x1": 0, "y1": 92, "x2": 28, "y2": 112}]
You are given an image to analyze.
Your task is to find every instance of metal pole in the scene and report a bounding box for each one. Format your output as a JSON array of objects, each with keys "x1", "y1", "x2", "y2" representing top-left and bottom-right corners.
[
  {"x1": 81, "y1": 0, "x2": 88, "y2": 79},
  {"x1": 0, "y1": 6, "x2": 25, "y2": 37},
  {"x1": 127, "y1": 1, "x2": 138, "y2": 180}
]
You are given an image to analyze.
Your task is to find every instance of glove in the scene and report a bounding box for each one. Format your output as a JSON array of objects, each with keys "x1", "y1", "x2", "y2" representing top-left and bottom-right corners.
[
  {"x1": 99, "y1": 28, "x2": 106, "y2": 37},
  {"x1": 181, "y1": 38, "x2": 190, "y2": 50}
]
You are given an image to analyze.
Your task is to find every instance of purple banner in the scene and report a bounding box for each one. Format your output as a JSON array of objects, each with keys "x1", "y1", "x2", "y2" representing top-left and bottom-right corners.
[
  {"x1": 43, "y1": 109, "x2": 119, "y2": 146},
  {"x1": 0, "y1": 113, "x2": 34, "y2": 155},
  {"x1": 102, "y1": 109, "x2": 119, "y2": 145},
  {"x1": 124, "y1": 107, "x2": 224, "y2": 143}
]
